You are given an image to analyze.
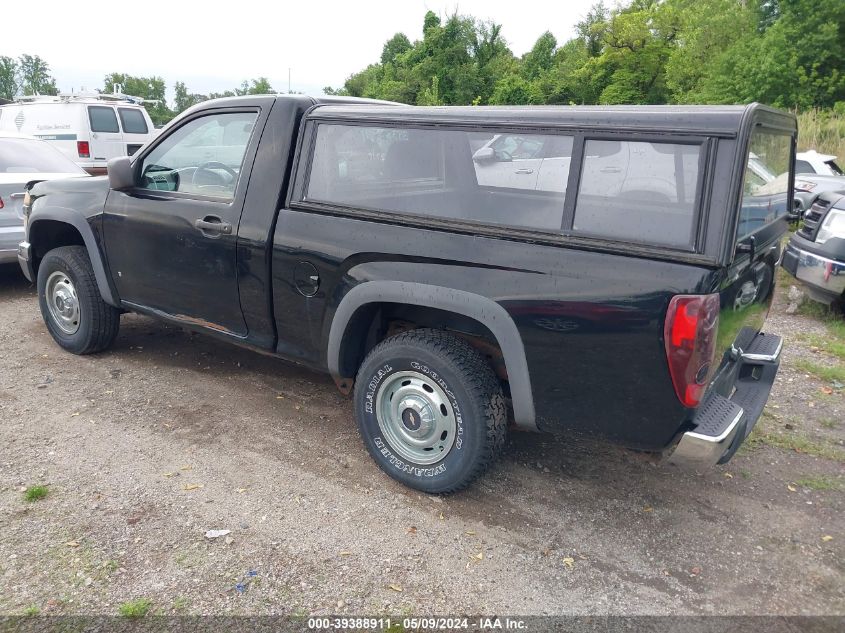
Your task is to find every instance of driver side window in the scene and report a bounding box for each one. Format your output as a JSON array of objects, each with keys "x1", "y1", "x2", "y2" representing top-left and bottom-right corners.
[{"x1": 138, "y1": 111, "x2": 258, "y2": 201}]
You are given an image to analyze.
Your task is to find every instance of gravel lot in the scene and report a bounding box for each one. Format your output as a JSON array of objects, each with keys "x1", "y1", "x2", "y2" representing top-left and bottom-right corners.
[{"x1": 0, "y1": 262, "x2": 842, "y2": 618}]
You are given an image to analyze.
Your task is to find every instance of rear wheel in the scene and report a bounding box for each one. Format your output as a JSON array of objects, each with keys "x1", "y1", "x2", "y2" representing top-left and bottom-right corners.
[
  {"x1": 353, "y1": 328, "x2": 507, "y2": 493},
  {"x1": 37, "y1": 246, "x2": 120, "y2": 354}
]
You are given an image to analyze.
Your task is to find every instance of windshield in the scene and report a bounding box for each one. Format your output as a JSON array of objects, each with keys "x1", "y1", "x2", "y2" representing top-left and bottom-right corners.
[{"x1": 0, "y1": 138, "x2": 86, "y2": 174}]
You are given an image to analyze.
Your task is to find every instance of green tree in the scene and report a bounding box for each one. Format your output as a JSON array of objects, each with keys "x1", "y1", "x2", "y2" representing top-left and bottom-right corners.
[
  {"x1": 522, "y1": 32, "x2": 557, "y2": 80},
  {"x1": 246, "y1": 77, "x2": 274, "y2": 94},
  {"x1": 664, "y1": 0, "x2": 757, "y2": 103},
  {"x1": 542, "y1": 38, "x2": 592, "y2": 104},
  {"x1": 341, "y1": 11, "x2": 513, "y2": 105},
  {"x1": 344, "y1": 64, "x2": 384, "y2": 98},
  {"x1": 18, "y1": 54, "x2": 57, "y2": 96},
  {"x1": 0, "y1": 56, "x2": 18, "y2": 100},
  {"x1": 423, "y1": 10, "x2": 441, "y2": 31},
  {"x1": 473, "y1": 20, "x2": 514, "y2": 104},
  {"x1": 569, "y1": 0, "x2": 680, "y2": 105},
  {"x1": 103, "y1": 72, "x2": 171, "y2": 125},
  {"x1": 173, "y1": 81, "x2": 210, "y2": 113},
  {"x1": 576, "y1": 2, "x2": 609, "y2": 57},
  {"x1": 490, "y1": 74, "x2": 542, "y2": 105},
  {"x1": 417, "y1": 75, "x2": 444, "y2": 105},
  {"x1": 334, "y1": 2, "x2": 845, "y2": 110},
  {"x1": 692, "y1": 0, "x2": 845, "y2": 108},
  {"x1": 381, "y1": 33, "x2": 412, "y2": 64},
  {"x1": 207, "y1": 90, "x2": 237, "y2": 99},
  {"x1": 235, "y1": 80, "x2": 250, "y2": 96}
]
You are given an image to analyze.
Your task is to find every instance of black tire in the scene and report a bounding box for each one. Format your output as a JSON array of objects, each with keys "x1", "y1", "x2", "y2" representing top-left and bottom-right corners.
[
  {"x1": 353, "y1": 328, "x2": 507, "y2": 493},
  {"x1": 37, "y1": 245, "x2": 120, "y2": 354}
]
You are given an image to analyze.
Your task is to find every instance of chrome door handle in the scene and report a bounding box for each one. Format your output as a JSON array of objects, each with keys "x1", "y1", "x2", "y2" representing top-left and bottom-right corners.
[
  {"x1": 514, "y1": 168, "x2": 534, "y2": 174},
  {"x1": 600, "y1": 167, "x2": 621, "y2": 173}
]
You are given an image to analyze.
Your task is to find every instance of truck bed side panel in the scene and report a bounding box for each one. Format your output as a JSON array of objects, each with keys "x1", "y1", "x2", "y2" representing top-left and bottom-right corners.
[{"x1": 272, "y1": 210, "x2": 716, "y2": 450}]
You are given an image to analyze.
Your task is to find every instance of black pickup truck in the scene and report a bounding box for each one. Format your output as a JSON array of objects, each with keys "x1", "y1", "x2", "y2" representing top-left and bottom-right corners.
[{"x1": 18, "y1": 96, "x2": 794, "y2": 493}]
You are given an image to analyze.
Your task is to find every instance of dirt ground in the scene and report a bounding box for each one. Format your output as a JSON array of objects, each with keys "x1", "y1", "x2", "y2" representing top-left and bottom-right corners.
[{"x1": 0, "y1": 262, "x2": 842, "y2": 618}]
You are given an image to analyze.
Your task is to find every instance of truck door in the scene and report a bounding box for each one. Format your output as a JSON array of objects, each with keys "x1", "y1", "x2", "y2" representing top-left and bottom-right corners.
[{"x1": 102, "y1": 108, "x2": 262, "y2": 336}]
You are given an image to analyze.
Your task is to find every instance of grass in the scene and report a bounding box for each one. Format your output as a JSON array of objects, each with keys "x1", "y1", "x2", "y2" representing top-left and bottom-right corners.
[
  {"x1": 797, "y1": 109, "x2": 845, "y2": 159},
  {"x1": 795, "y1": 475, "x2": 844, "y2": 491},
  {"x1": 795, "y1": 308, "x2": 845, "y2": 361},
  {"x1": 795, "y1": 300, "x2": 838, "y2": 320},
  {"x1": 802, "y1": 334, "x2": 845, "y2": 362},
  {"x1": 827, "y1": 318, "x2": 845, "y2": 340},
  {"x1": 22, "y1": 605, "x2": 40, "y2": 617},
  {"x1": 744, "y1": 428, "x2": 845, "y2": 463},
  {"x1": 820, "y1": 418, "x2": 839, "y2": 429},
  {"x1": 795, "y1": 359, "x2": 845, "y2": 385},
  {"x1": 172, "y1": 596, "x2": 190, "y2": 612},
  {"x1": 118, "y1": 598, "x2": 152, "y2": 618},
  {"x1": 24, "y1": 485, "x2": 49, "y2": 502}
]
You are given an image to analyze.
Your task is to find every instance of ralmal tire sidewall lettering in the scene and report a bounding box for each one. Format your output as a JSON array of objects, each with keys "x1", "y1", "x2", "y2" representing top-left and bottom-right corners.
[{"x1": 360, "y1": 356, "x2": 472, "y2": 481}]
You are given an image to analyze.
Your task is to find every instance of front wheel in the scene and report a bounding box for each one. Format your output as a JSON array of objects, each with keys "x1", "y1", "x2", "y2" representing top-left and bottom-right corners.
[
  {"x1": 353, "y1": 329, "x2": 507, "y2": 493},
  {"x1": 37, "y1": 245, "x2": 120, "y2": 354}
]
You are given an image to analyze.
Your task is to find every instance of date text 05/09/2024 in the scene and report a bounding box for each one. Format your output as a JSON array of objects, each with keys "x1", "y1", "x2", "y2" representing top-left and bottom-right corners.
[{"x1": 307, "y1": 616, "x2": 528, "y2": 630}]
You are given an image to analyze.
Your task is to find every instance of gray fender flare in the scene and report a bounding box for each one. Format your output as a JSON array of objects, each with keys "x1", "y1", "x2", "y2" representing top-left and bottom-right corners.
[
  {"x1": 327, "y1": 281, "x2": 536, "y2": 430},
  {"x1": 28, "y1": 208, "x2": 119, "y2": 307}
]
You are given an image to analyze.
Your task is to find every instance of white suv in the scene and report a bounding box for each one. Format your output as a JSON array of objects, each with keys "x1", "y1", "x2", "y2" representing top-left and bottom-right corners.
[{"x1": 795, "y1": 150, "x2": 843, "y2": 176}]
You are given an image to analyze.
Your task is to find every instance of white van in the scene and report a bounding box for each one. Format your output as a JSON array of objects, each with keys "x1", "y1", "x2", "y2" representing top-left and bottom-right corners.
[{"x1": 0, "y1": 93, "x2": 157, "y2": 175}]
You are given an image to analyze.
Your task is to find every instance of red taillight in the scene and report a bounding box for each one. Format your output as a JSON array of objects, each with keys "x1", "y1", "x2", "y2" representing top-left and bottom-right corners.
[
  {"x1": 77, "y1": 141, "x2": 90, "y2": 158},
  {"x1": 664, "y1": 293, "x2": 720, "y2": 408},
  {"x1": 0, "y1": 196, "x2": 4, "y2": 209}
]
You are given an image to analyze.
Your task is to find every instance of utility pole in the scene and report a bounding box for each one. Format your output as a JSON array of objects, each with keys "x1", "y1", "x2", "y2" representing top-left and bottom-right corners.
[{"x1": 288, "y1": 68, "x2": 291, "y2": 94}]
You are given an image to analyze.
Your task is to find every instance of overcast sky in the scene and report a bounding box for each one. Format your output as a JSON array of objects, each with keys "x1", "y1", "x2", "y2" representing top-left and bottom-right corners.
[{"x1": 4, "y1": 0, "x2": 598, "y2": 102}]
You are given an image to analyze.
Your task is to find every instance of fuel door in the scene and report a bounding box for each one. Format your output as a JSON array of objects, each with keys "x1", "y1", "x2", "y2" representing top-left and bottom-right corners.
[{"x1": 294, "y1": 261, "x2": 320, "y2": 297}]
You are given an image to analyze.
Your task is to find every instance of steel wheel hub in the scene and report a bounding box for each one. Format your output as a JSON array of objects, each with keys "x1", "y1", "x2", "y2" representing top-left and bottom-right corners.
[
  {"x1": 375, "y1": 370, "x2": 456, "y2": 465},
  {"x1": 45, "y1": 271, "x2": 80, "y2": 335}
]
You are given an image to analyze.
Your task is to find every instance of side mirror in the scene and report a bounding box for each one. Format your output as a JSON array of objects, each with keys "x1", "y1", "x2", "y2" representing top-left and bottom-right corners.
[
  {"x1": 472, "y1": 147, "x2": 496, "y2": 164},
  {"x1": 107, "y1": 156, "x2": 134, "y2": 190}
]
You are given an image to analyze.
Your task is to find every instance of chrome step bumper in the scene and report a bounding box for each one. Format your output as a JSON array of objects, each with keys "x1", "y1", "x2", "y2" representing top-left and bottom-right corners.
[
  {"x1": 668, "y1": 395, "x2": 745, "y2": 468},
  {"x1": 668, "y1": 333, "x2": 782, "y2": 468}
]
